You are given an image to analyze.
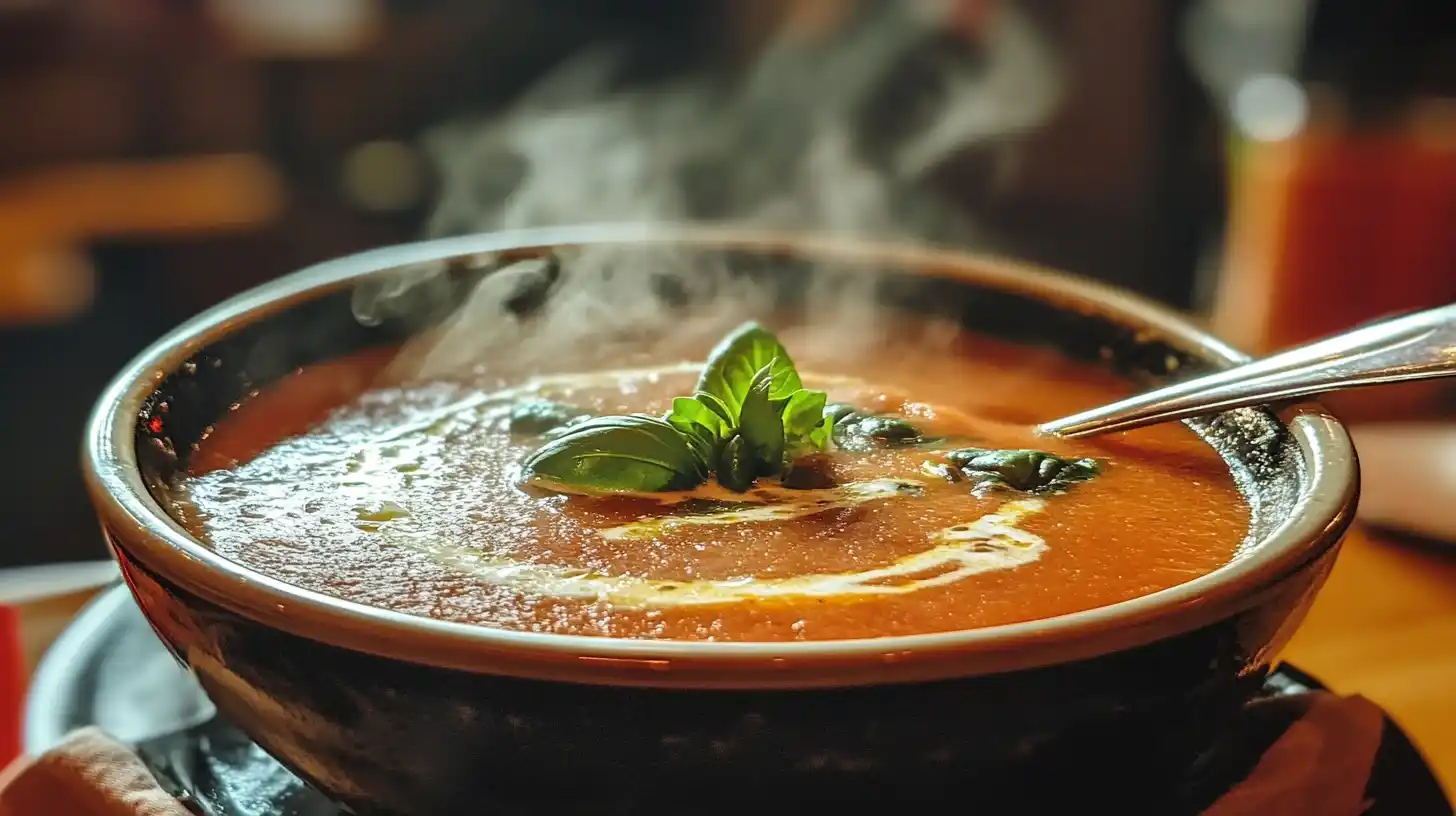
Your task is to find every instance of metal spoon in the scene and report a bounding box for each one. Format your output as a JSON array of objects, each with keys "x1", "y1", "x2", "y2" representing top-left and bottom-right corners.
[{"x1": 1039, "y1": 303, "x2": 1456, "y2": 439}]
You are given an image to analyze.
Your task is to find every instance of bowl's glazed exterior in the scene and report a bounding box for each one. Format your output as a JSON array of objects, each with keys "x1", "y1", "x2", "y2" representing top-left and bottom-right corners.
[{"x1": 83, "y1": 226, "x2": 1358, "y2": 814}]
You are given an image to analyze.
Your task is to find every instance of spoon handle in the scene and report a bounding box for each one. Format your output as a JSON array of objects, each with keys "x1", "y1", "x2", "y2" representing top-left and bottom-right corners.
[{"x1": 1040, "y1": 303, "x2": 1456, "y2": 439}]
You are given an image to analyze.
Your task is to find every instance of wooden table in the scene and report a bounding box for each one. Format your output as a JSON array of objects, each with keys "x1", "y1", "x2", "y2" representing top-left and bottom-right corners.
[
  {"x1": 13, "y1": 525, "x2": 1455, "y2": 798},
  {"x1": 1283, "y1": 525, "x2": 1456, "y2": 796}
]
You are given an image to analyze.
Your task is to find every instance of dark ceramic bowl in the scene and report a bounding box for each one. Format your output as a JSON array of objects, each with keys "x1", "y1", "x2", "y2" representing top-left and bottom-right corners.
[{"x1": 83, "y1": 225, "x2": 1358, "y2": 815}]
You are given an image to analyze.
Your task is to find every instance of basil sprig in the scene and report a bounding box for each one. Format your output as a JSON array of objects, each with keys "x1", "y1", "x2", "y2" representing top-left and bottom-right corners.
[{"x1": 519, "y1": 322, "x2": 833, "y2": 495}]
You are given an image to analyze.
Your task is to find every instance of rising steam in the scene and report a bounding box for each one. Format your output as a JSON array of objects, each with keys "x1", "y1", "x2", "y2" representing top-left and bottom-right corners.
[{"x1": 359, "y1": 0, "x2": 1064, "y2": 379}]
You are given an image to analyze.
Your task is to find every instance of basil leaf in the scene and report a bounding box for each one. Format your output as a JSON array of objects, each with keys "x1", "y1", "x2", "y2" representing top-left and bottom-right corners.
[
  {"x1": 716, "y1": 433, "x2": 756, "y2": 493},
  {"x1": 520, "y1": 415, "x2": 706, "y2": 494},
  {"x1": 693, "y1": 391, "x2": 735, "y2": 428},
  {"x1": 781, "y1": 388, "x2": 832, "y2": 461},
  {"x1": 667, "y1": 395, "x2": 730, "y2": 442},
  {"x1": 507, "y1": 399, "x2": 591, "y2": 437},
  {"x1": 738, "y1": 363, "x2": 786, "y2": 476},
  {"x1": 677, "y1": 424, "x2": 719, "y2": 474},
  {"x1": 832, "y1": 412, "x2": 927, "y2": 451},
  {"x1": 696, "y1": 322, "x2": 803, "y2": 416},
  {"x1": 853, "y1": 416, "x2": 921, "y2": 442},
  {"x1": 941, "y1": 448, "x2": 1101, "y2": 494},
  {"x1": 665, "y1": 396, "x2": 728, "y2": 474}
]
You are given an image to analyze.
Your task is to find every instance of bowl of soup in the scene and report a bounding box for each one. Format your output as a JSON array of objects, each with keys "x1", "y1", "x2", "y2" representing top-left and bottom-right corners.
[{"x1": 83, "y1": 225, "x2": 1356, "y2": 814}]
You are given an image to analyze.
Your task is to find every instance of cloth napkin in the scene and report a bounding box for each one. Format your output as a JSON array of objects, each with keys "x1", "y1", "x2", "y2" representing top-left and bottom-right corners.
[
  {"x1": 0, "y1": 692, "x2": 1418, "y2": 815},
  {"x1": 1203, "y1": 692, "x2": 1387, "y2": 815},
  {"x1": 0, "y1": 728, "x2": 190, "y2": 815}
]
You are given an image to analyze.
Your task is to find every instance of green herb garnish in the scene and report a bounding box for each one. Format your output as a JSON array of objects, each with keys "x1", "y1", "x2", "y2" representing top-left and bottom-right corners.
[
  {"x1": 826, "y1": 404, "x2": 936, "y2": 451},
  {"x1": 739, "y1": 363, "x2": 787, "y2": 475},
  {"x1": 823, "y1": 402, "x2": 860, "y2": 425},
  {"x1": 780, "y1": 388, "x2": 833, "y2": 461},
  {"x1": 937, "y1": 448, "x2": 1101, "y2": 494},
  {"x1": 518, "y1": 415, "x2": 707, "y2": 495},
  {"x1": 716, "y1": 432, "x2": 757, "y2": 493},
  {"x1": 695, "y1": 323, "x2": 803, "y2": 414},
  {"x1": 518, "y1": 322, "x2": 834, "y2": 495}
]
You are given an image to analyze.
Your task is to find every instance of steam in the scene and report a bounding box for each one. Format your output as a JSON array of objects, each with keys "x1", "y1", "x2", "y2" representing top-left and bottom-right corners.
[{"x1": 361, "y1": 0, "x2": 1064, "y2": 379}]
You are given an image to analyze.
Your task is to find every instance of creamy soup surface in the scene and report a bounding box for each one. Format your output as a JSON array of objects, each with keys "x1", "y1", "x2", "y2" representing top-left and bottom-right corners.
[{"x1": 169, "y1": 320, "x2": 1250, "y2": 642}]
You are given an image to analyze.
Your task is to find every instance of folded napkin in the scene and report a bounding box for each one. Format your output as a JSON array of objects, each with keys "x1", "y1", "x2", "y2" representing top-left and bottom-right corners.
[
  {"x1": 1203, "y1": 692, "x2": 1386, "y2": 815},
  {"x1": 0, "y1": 728, "x2": 190, "y2": 816},
  {"x1": 0, "y1": 692, "x2": 1419, "y2": 815}
]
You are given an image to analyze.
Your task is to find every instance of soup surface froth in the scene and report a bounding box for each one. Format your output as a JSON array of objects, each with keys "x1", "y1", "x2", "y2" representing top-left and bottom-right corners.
[{"x1": 169, "y1": 322, "x2": 1250, "y2": 642}]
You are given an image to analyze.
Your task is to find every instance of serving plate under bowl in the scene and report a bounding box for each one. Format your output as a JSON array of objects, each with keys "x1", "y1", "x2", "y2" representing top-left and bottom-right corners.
[{"x1": 82, "y1": 225, "x2": 1359, "y2": 813}]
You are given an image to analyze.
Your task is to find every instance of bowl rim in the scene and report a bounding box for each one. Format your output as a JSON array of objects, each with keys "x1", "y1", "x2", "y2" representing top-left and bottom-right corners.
[{"x1": 82, "y1": 223, "x2": 1359, "y2": 689}]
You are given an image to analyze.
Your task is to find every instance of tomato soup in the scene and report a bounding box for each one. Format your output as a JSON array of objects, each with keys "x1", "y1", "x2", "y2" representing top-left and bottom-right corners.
[{"x1": 167, "y1": 319, "x2": 1249, "y2": 642}]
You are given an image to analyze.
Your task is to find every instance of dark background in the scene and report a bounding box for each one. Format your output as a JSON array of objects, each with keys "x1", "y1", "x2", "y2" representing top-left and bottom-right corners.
[{"x1": 0, "y1": 0, "x2": 1443, "y2": 566}]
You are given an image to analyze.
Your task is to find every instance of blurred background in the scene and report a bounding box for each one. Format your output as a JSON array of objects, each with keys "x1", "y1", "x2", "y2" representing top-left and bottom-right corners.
[{"x1": 0, "y1": 0, "x2": 1453, "y2": 568}]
